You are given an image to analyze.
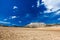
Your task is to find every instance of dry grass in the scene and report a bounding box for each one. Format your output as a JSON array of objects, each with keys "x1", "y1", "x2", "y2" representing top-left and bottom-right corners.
[{"x1": 0, "y1": 27, "x2": 60, "y2": 40}]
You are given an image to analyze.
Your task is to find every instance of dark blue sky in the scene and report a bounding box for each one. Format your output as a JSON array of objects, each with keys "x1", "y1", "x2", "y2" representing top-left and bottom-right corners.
[{"x1": 0, "y1": 0, "x2": 60, "y2": 26}]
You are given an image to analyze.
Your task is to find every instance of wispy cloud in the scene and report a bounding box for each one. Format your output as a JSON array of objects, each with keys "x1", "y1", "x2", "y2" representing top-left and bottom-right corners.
[
  {"x1": 9, "y1": 16, "x2": 17, "y2": 19},
  {"x1": 0, "y1": 21, "x2": 10, "y2": 24},
  {"x1": 13, "y1": 6, "x2": 18, "y2": 9},
  {"x1": 37, "y1": 0, "x2": 40, "y2": 7}
]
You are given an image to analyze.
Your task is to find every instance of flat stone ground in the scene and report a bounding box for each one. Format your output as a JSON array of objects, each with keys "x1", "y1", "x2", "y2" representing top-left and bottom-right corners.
[{"x1": 0, "y1": 27, "x2": 60, "y2": 40}]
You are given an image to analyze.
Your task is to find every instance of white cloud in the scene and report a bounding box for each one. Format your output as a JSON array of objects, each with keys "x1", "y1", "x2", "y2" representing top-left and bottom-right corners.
[
  {"x1": 0, "y1": 21, "x2": 10, "y2": 24},
  {"x1": 9, "y1": 16, "x2": 17, "y2": 19},
  {"x1": 13, "y1": 6, "x2": 18, "y2": 9},
  {"x1": 4, "y1": 19, "x2": 7, "y2": 21},
  {"x1": 12, "y1": 16, "x2": 17, "y2": 19},
  {"x1": 57, "y1": 18, "x2": 60, "y2": 20},
  {"x1": 43, "y1": 0, "x2": 60, "y2": 13},
  {"x1": 32, "y1": 5, "x2": 34, "y2": 8},
  {"x1": 37, "y1": 0, "x2": 40, "y2": 7},
  {"x1": 44, "y1": 9, "x2": 52, "y2": 13},
  {"x1": 55, "y1": 11, "x2": 60, "y2": 15}
]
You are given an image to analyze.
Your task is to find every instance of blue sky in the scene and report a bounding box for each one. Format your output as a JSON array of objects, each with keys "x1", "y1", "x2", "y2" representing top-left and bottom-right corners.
[
  {"x1": 0, "y1": 0, "x2": 60, "y2": 26},
  {"x1": 0, "y1": 0, "x2": 40, "y2": 26}
]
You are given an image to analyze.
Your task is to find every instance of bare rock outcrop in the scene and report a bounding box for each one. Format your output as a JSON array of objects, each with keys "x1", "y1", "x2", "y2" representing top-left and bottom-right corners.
[{"x1": 25, "y1": 22, "x2": 46, "y2": 28}]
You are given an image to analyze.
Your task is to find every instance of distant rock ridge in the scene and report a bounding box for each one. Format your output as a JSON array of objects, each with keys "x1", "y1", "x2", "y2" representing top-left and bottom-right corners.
[
  {"x1": 25, "y1": 22, "x2": 60, "y2": 28},
  {"x1": 0, "y1": 23, "x2": 60, "y2": 27},
  {"x1": 25, "y1": 22, "x2": 46, "y2": 28}
]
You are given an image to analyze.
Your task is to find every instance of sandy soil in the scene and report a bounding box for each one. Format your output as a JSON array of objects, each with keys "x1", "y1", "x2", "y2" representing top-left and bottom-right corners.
[{"x1": 0, "y1": 27, "x2": 60, "y2": 40}]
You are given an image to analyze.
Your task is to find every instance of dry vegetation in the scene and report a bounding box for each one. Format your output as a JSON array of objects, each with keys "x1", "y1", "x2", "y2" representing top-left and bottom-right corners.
[{"x1": 0, "y1": 27, "x2": 60, "y2": 40}]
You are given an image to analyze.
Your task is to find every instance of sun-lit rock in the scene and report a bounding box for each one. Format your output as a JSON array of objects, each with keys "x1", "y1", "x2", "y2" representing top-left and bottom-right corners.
[{"x1": 25, "y1": 22, "x2": 46, "y2": 28}]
